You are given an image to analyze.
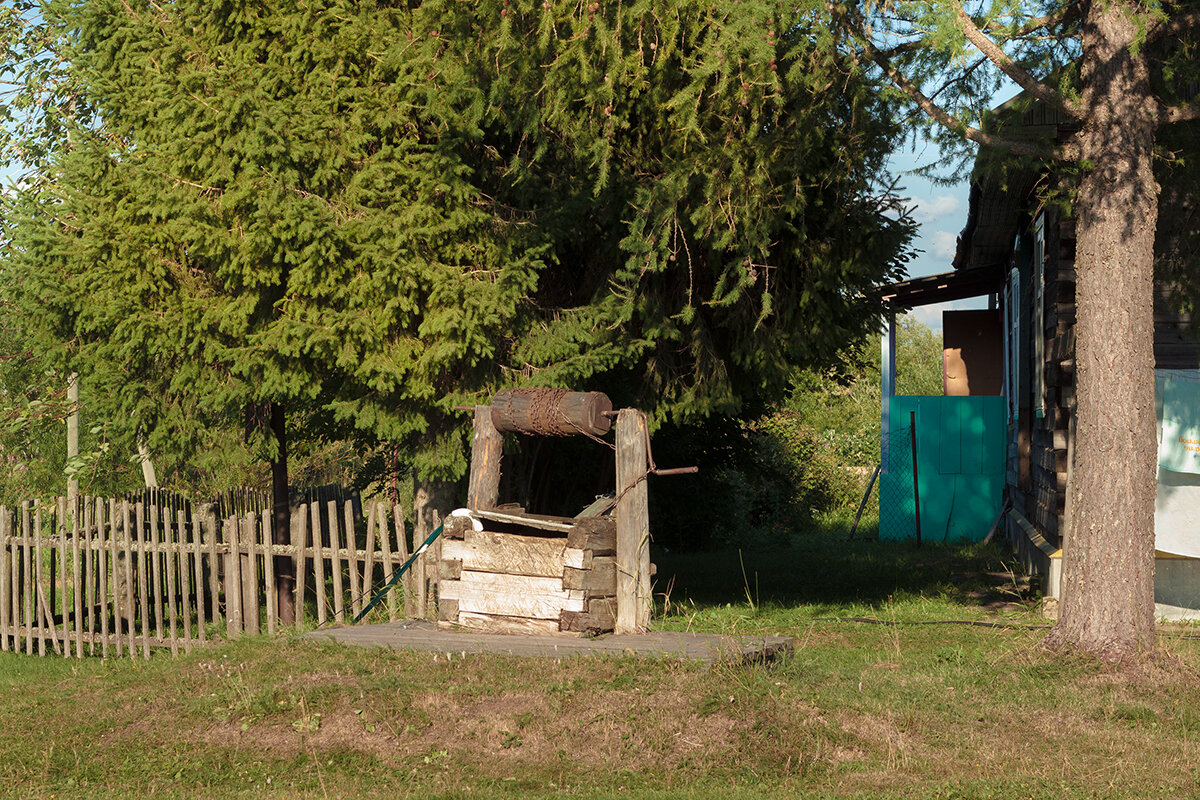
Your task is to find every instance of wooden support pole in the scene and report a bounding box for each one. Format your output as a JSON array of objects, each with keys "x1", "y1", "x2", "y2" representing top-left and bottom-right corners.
[
  {"x1": 615, "y1": 409, "x2": 651, "y2": 634},
  {"x1": 467, "y1": 405, "x2": 503, "y2": 511}
]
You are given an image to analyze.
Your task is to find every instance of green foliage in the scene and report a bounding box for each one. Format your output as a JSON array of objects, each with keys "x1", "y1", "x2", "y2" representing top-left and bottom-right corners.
[
  {"x1": 1, "y1": 0, "x2": 914, "y2": 490},
  {"x1": 652, "y1": 315, "x2": 945, "y2": 549}
]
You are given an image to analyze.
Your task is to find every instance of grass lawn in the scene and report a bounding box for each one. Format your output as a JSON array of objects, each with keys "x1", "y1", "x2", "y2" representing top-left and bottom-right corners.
[{"x1": 2, "y1": 530, "x2": 1199, "y2": 799}]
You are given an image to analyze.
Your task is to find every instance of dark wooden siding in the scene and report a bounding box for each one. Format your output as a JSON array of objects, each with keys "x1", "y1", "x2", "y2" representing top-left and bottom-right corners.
[{"x1": 1017, "y1": 211, "x2": 1200, "y2": 548}]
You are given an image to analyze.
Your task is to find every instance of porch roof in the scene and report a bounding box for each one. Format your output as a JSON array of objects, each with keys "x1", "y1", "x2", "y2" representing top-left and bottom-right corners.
[{"x1": 875, "y1": 263, "x2": 1005, "y2": 309}]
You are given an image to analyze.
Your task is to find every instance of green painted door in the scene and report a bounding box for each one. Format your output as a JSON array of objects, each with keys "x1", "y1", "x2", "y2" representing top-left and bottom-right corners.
[{"x1": 878, "y1": 396, "x2": 1006, "y2": 542}]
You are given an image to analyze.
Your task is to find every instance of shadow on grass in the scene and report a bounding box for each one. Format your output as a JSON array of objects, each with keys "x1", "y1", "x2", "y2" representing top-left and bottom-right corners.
[{"x1": 652, "y1": 522, "x2": 1031, "y2": 612}]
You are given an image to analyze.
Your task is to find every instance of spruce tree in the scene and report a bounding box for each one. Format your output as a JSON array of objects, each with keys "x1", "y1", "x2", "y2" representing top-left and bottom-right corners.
[{"x1": 2, "y1": 1, "x2": 912, "y2": 526}]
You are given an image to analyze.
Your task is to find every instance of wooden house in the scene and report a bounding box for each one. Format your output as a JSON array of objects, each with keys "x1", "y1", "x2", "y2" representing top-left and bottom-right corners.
[{"x1": 878, "y1": 97, "x2": 1200, "y2": 616}]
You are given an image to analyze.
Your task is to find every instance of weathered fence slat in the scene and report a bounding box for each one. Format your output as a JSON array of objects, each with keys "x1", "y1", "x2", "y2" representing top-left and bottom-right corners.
[
  {"x1": 242, "y1": 514, "x2": 260, "y2": 636},
  {"x1": 224, "y1": 518, "x2": 242, "y2": 637},
  {"x1": 378, "y1": 502, "x2": 396, "y2": 621},
  {"x1": 0, "y1": 495, "x2": 410, "y2": 657},
  {"x1": 164, "y1": 506, "x2": 178, "y2": 656},
  {"x1": 177, "y1": 510, "x2": 192, "y2": 653},
  {"x1": 263, "y1": 511, "x2": 276, "y2": 637},
  {"x1": 23, "y1": 502, "x2": 34, "y2": 655},
  {"x1": 394, "y1": 503, "x2": 410, "y2": 618},
  {"x1": 95, "y1": 498, "x2": 110, "y2": 659},
  {"x1": 205, "y1": 511, "x2": 220, "y2": 630},
  {"x1": 191, "y1": 513, "x2": 206, "y2": 645},
  {"x1": 57, "y1": 499, "x2": 69, "y2": 659},
  {"x1": 150, "y1": 505, "x2": 164, "y2": 645},
  {"x1": 1, "y1": 509, "x2": 12, "y2": 653},
  {"x1": 136, "y1": 503, "x2": 150, "y2": 659},
  {"x1": 121, "y1": 500, "x2": 135, "y2": 659},
  {"x1": 71, "y1": 504, "x2": 83, "y2": 659},
  {"x1": 362, "y1": 502, "x2": 377, "y2": 620},
  {"x1": 310, "y1": 502, "x2": 327, "y2": 625},
  {"x1": 33, "y1": 505, "x2": 45, "y2": 657},
  {"x1": 344, "y1": 501, "x2": 361, "y2": 619},
  {"x1": 107, "y1": 499, "x2": 120, "y2": 659},
  {"x1": 327, "y1": 500, "x2": 345, "y2": 624},
  {"x1": 292, "y1": 505, "x2": 306, "y2": 631}
]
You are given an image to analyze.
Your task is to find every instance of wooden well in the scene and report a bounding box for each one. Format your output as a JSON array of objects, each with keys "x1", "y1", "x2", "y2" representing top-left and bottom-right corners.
[{"x1": 437, "y1": 511, "x2": 620, "y2": 636}]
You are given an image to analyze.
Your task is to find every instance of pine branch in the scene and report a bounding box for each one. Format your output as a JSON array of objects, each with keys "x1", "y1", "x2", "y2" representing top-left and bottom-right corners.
[
  {"x1": 1148, "y1": 8, "x2": 1200, "y2": 41},
  {"x1": 952, "y1": 2, "x2": 1082, "y2": 120},
  {"x1": 982, "y1": 5, "x2": 1077, "y2": 37},
  {"x1": 855, "y1": 34, "x2": 1075, "y2": 161}
]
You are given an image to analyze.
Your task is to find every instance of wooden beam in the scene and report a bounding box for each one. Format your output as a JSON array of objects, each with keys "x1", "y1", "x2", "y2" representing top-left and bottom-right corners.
[
  {"x1": 615, "y1": 409, "x2": 651, "y2": 634},
  {"x1": 439, "y1": 570, "x2": 585, "y2": 619},
  {"x1": 442, "y1": 530, "x2": 586, "y2": 578}
]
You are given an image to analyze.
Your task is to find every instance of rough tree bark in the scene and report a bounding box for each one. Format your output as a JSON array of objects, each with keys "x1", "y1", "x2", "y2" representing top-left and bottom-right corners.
[
  {"x1": 849, "y1": 0, "x2": 1199, "y2": 658},
  {"x1": 1045, "y1": 2, "x2": 1160, "y2": 657}
]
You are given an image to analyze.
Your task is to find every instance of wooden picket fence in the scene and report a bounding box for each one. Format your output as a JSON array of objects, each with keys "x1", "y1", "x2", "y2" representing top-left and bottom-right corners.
[{"x1": 0, "y1": 495, "x2": 437, "y2": 658}]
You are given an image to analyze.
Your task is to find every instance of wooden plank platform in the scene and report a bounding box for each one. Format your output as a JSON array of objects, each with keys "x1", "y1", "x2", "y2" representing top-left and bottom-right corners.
[{"x1": 303, "y1": 620, "x2": 793, "y2": 664}]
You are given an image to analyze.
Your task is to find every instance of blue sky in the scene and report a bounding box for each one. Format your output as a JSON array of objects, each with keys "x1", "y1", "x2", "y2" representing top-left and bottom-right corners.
[{"x1": 889, "y1": 142, "x2": 982, "y2": 331}]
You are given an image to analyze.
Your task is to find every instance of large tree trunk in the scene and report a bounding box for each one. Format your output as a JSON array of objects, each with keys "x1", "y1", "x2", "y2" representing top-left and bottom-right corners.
[{"x1": 1047, "y1": 2, "x2": 1160, "y2": 658}]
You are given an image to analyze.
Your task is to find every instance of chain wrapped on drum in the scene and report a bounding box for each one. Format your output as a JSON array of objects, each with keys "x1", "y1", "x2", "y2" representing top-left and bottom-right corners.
[{"x1": 489, "y1": 388, "x2": 613, "y2": 438}]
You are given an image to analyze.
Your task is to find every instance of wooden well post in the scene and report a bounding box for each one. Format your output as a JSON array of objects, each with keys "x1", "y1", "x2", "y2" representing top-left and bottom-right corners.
[
  {"x1": 615, "y1": 409, "x2": 651, "y2": 634},
  {"x1": 467, "y1": 406, "x2": 503, "y2": 511}
]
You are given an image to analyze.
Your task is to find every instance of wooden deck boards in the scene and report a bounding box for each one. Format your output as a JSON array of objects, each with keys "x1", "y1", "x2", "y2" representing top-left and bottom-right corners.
[{"x1": 303, "y1": 620, "x2": 793, "y2": 664}]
